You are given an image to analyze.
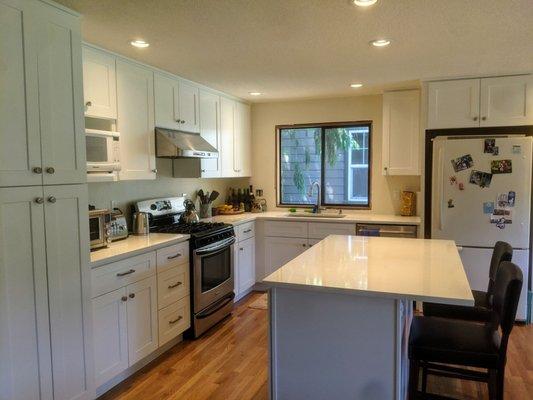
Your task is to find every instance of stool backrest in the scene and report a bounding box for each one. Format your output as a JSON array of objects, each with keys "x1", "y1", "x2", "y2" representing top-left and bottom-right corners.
[
  {"x1": 487, "y1": 241, "x2": 513, "y2": 297},
  {"x1": 491, "y1": 261, "x2": 522, "y2": 360}
]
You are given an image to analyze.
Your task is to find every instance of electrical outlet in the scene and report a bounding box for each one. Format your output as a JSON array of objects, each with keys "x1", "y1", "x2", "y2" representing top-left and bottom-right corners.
[
  {"x1": 392, "y1": 190, "x2": 400, "y2": 201},
  {"x1": 110, "y1": 200, "x2": 117, "y2": 211}
]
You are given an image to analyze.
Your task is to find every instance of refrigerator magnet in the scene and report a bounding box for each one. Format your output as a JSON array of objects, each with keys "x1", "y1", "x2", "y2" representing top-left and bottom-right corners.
[
  {"x1": 484, "y1": 139, "x2": 496, "y2": 154},
  {"x1": 458, "y1": 182, "x2": 465, "y2": 191},
  {"x1": 491, "y1": 159, "x2": 512, "y2": 174},
  {"x1": 497, "y1": 193, "x2": 508, "y2": 207},
  {"x1": 508, "y1": 191, "x2": 516, "y2": 207},
  {"x1": 449, "y1": 176, "x2": 457, "y2": 185},
  {"x1": 469, "y1": 170, "x2": 492, "y2": 188},
  {"x1": 483, "y1": 202, "x2": 494, "y2": 214},
  {"x1": 447, "y1": 199, "x2": 455, "y2": 208},
  {"x1": 492, "y1": 146, "x2": 499, "y2": 156},
  {"x1": 451, "y1": 154, "x2": 474, "y2": 172},
  {"x1": 512, "y1": 145, "x2": 521, "y2": 154}
]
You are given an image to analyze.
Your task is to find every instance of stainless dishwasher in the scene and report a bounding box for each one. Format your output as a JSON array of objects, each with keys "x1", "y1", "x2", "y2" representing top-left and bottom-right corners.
[{"x1": 355, "y1": 223, "x2": 418, "y2": 238}]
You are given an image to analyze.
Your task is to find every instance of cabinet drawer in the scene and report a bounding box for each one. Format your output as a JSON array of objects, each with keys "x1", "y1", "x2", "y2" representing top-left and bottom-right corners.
[
  {"x1": 236, "y1": 221, "x2": 255, "y2": 241},
  {"x1": 158, "y1": 297, "x2": 191, "y2": 346},
  {"x1": 91, "y1": 252, "x2": 156, "y2": 298},
  {"x1": 264, "y1": 221, "x2": 307, "y2": 238},
  {"x1": 308, "y1": 222, "x2": 356, "y2": 239},
  {"x1": 156, "y1": 241, "x2": 189, "y2": 272},
  {"x1": 157, "y1": 264, "x2": 190, "y2": 309}
]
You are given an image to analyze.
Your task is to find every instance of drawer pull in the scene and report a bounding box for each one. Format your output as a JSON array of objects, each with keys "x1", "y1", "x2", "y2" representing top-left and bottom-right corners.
[
  {"x1": 167, "y1": 252, "x2": 183, "y2": 260},
  {"x1": 169, "y1": 315, "x2": 183, "y2": 324},
  {"x1": 116, "y1": 269, "x2": 135, "y2": 277},
  {"x1": 129, "y1": 293, "x2": 135, "y2": 299},
  {"x1": 168, "y1": 281, "x2": 183, "y2": 289},
  {"x1": 243, "y1": 229, "x2": 252, "y2": 233}
]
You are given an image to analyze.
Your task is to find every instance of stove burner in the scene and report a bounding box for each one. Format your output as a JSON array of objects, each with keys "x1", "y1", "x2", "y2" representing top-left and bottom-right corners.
[{"x1": 153, "y1": 221, "x2": 228, "y2": 235}]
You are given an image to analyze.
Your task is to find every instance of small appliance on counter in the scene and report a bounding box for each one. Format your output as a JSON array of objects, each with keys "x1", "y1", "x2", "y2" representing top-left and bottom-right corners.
[
  {"x1": 109, "y1": 208, "x2": 128, "y2": 241},
  {"x1": 88, "y1": 207, "x2": 112, "y2": 250},
  {"x1": 132, "y1": 211, "x2": 150, "y2": 235}
]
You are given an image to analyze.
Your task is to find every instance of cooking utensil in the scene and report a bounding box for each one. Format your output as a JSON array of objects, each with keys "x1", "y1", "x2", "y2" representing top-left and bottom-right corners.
[
  {"x1": 209, "y1": 190, "x2": 219, "y2": 203},
  {"x1": 198, "y1": 189, "x2": 206, "y2": 204},
  {"x1": 132, "y1": 211, "x2": 150, "y2": 235}
]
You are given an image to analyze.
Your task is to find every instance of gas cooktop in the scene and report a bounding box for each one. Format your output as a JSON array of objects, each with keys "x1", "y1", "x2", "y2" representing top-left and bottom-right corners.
[{"x1": 152, "y1": 221, "x2": 229, "y2": 236}]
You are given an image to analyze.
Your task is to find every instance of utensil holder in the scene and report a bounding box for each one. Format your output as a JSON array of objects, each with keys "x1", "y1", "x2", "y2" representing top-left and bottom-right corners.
[{"x1": 199, "y1": 203, "x2": 212, "y2": 218}]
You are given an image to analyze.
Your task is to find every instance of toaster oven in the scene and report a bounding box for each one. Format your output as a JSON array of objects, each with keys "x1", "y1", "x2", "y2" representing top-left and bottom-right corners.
[{"x1": 89, "y1": 209, "x2": 112, "y2": 250}]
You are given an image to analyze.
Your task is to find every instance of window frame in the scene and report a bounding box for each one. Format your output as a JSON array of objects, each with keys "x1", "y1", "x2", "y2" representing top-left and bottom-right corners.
[{"x1": 275, "y1": 121, "x2": 372, "y2": 210}]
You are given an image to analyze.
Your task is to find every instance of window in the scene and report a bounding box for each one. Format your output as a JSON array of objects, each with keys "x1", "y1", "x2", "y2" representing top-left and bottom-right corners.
[{"x1": 277, "y1": 122, "x2": 372, "y2": 208}]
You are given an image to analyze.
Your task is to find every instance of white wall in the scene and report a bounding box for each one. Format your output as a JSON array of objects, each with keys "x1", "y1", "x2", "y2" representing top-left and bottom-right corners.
[{"x1": 251, "y1": 95, "x2": 421, "y2": 215}]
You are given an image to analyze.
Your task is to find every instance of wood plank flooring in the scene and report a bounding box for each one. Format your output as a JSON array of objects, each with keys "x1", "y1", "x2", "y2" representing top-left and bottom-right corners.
[{"x1": 99, "y1": 292, "x2": 532, "y2": 400}]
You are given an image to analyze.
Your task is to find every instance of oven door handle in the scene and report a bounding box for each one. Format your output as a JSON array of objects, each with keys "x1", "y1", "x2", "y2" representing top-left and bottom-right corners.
[
  {"x1": 195, "y1": 237, "x2": 236, "y2": 256},
  {"x1": 196, "y1": 292, "x2": 235, "y2": 319}
]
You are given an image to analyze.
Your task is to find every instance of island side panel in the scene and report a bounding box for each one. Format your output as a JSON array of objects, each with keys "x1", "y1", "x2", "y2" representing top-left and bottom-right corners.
[{"x1": 269, "y1": 286, "x2": 399, "y2": 400}]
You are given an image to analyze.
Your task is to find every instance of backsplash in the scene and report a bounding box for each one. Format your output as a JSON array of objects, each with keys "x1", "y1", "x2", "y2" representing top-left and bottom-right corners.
[{"x1": 88, "y1": 157, "x2": 249, "y2": 226}]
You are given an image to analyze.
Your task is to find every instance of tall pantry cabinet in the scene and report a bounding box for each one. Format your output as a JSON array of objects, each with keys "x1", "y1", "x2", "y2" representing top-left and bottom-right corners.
[{"x1": 0, "y1": 1, "x2": 94, "y2": 400}]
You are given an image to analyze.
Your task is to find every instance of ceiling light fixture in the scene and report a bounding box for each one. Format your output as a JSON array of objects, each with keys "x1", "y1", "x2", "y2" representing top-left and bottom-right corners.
[
  {"x1": 130, "y1": 39, "x2": 150, "y2": 48},
  {"x1": 370, "y1": 39, "x2": 391, "y2": 47},
  {"x1": 249, "y1": 92, "x2": 262, "y2": 96},
  {"x1": 353, "y1": 0, "x2": 377, "y2": 7},
  {"x1": 350, "y1": 83, "x2": 363, "y2": 88}
]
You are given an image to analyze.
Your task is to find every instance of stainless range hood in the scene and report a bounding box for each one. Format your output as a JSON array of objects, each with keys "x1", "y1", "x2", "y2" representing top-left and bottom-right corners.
[{"x1": 155, "y1": 127, "x2": 218, "y2": 158}]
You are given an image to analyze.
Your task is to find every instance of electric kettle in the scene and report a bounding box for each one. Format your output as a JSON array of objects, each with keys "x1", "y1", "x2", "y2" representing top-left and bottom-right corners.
[{"x1": 132, "y1": 211, "x2": 150, "y2": 235}]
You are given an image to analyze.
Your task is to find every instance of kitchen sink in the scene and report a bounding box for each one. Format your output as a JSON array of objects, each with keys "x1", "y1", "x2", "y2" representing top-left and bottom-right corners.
[{"x1": 286, "y1": 213, "x2": 346, "y2": 218}]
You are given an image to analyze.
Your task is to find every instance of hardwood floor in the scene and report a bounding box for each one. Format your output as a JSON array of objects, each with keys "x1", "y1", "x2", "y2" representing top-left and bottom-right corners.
[{"x1": 99, "y1": 292, "x2": 532, "y2": 400}]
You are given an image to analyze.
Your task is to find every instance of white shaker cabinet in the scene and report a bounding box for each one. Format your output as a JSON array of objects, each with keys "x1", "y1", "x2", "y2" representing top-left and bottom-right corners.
[
  {"x1": 427, "y1": 79, "x2": 481, "y2": 129},
  {"x1": 0, "y1": 0, "x2": 86, "y2": 187},
  {"x1": 479, "y1": 75, "x2": 533, "y2": 127},
  {"x1": 382, "y1": 90, "x2": 420, "y2": 175},
  {"x1": 264, "y1": 236, "x2": 308, "y2": 278},
  {"x1": 82, "y1": 46, "x2": 117, "y2": 119},
  {"x1": 200, "y1": 90, "x2": 222, "y2": 178},
  {"x1": 154, "y1": 73, "x2": 199, "y2": 133},
  {"x1": 220, "y1": 96, "x2": 237, "y2": 177},
  {"x1": 92, "y1": 288, "x2": 128, "y2": 388},
  {"x1": 117, "y1": 60, "x2": 156, "y2": 180},
  {"x1": 234, "y1": 101, "x2": 252, "y2": 177},
  {"x1": 236, "y1": 237, "x2": 256, "y2": 298}
]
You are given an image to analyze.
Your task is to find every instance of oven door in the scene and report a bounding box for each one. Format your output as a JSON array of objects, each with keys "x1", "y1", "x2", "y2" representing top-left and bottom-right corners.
[
  {"x1": 89, "y1": 215, "x2": 105, "y2": 249},
  {"x1": 193, "y1": 237, "x2": 235, "y2": 313}
]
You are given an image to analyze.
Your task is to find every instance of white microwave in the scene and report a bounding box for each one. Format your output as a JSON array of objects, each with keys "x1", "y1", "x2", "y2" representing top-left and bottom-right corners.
[{"x1": 86, "y1": 129, "x2": 121, "y2": 173}]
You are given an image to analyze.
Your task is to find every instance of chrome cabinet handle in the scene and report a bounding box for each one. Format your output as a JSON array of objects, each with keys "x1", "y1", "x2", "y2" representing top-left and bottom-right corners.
[
  {"x1": 129, "y1": 293, "x2": 135, "y2": 299},
  {"x1": 46, "y1": 167, "x2": 55, "y2": 174},
  {"x1": 116, "y1": 269, "x2": 135, "y2": 277},
  {"x1": 85, "y1": 101, "x2": 92, "y2": 107},
  {"x1": 35, "y1": 197, "x2": 44, "y2": 204},
  {"x1": 47, "y1": 196, "x2": 56, "y2": 203},
  {"x1": 33, "y1": 167, "x2": 42, "y2": 174},
  {"x1": 243, "y1": 229, "x2": 252, "y2": 233},
  {"x1": 180, "y1": 120, "x2": 185, "y2": 124},
  {"x1": 168, "y1": 315, "x2": 183, "y2": 324},
  {"x1": 121, "y1": 296, "x2": 127, "y2": 302},
  {"x1": 175, "y1": 119, "x2": 181, "y2": 123},
  {"x1": 473, "y1": 116, "x2": 478, "y2": 121},
  {"x1": 152, "y1": 169, "x2": 158, "y2": 173},
  {"x1": 482, "y1": 116, "x2": 487, "y2": 121},
  {"x1": 201, "y1": 169, "x2": 206, "y2": 173},
  {"x1": 302, "y1": 243, "x2": 307, "y2": 247},
  {"x1": 239, "y1": 247, "x2": 244, "y2": 251},
  {"x1": 167, "y1": 252, "x2": 182, "y2": 260},
  {"x1": 168, "y1": 281, "x2": 182, "y2": 289}
]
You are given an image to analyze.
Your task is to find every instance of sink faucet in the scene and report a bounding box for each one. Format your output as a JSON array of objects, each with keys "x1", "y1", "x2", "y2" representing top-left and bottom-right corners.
[{"x1": 308, "y1": 181, "x2": 324, "y2": 214}]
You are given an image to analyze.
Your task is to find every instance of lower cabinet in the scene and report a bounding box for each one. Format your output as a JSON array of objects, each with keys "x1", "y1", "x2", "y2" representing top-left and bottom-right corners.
[
  {"x1": 235, "y1": 237, "x2": 255, "y2": 300},
  {"x1": 264, "y1": 236, "x2": 309, "y2": 277},
  {"x1": 158, "y1": 297, "x2": 191, "y2": 346}
]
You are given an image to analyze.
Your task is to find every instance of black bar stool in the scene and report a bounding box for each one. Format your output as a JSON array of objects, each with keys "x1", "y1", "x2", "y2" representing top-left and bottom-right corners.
[
  {"x1": 423, "y1": 241, "x2": 512, "y2": 322},
  {"x1": 408, "y1": 261, "x2": 523, "y2": 400}
]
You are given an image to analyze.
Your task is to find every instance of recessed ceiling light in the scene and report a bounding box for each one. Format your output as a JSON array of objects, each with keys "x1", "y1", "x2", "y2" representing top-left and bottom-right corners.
[
  {"x1": 350, "y1": 83, "x2": 363, "y2": 88},
  {"x1": 130, "y1": 40, "x2": 150, "y2": 48},
  {"x1": 249, "y1": 92, "x2": 262, "y2": 96},
  {"x1": 370, "y1": 39, "x2": 391, "y2": 47},
  {"x1": 353, "y1": 0, "x2": 377, "y2": 6}
]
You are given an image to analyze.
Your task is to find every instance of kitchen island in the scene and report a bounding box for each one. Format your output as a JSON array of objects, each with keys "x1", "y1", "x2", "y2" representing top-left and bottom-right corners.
[{"x1": 263, "y1": 235, "x2": 473, "y2": 400}]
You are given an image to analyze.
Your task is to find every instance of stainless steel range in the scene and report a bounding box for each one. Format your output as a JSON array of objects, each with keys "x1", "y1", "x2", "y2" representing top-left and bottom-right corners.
[{"x1": 134, "y1": 197, "x2": 235, "y2": 338}]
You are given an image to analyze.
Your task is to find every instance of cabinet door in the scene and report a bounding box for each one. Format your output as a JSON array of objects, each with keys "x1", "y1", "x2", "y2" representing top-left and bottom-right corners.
[
  {"x1": 82, "y1": 46, "x2": 117, "y2": 119},
  {"x1": 43, "y1": 184, "x2": 94, "y2": 400},
  {"x1": 36, "y1": 3, "x2": 86, "y2": 185},
  {"x1": 220, "y1": 96, "x2": 237, "y2": 177},
  {"x1": 382, "y1": 90, "x2": 420, "y2": 175},
  {"x1": 0, "y1": 0, "x2": 42, "y2": 187},
  {"x1": 127, "y1": 276, "x2": 158, "y2": 365},
  {"x1": 158, "y1": 297, "x2": 191, "y2": 347},
  {"x1": 427, "y1": 79, "x2": 480, "y2": 129},
  {"x1": 0, "y1": 186, "x2": 53, "y2": 400},
  {"x1": 92, "y1": 288, "x2": 128, "y2": 387},
  {"x1": 264, "y1": 236, "x2": 307, "y2": 277},
  {"x1": 200, "y1": 90, "x2": 221, "y2": 177},
  {"x1": 234, "y1": 101, "x2": 252, "y2": 177},
  {"x1": 480, "y1": 75, "x2": 533, "y2": 127},
  {"x1": 117, "y1": 60, "x2": 156, "y2": 180},
  {"x1": 178, "y1": 81, "x2": 200, "y2": 133},
  {"x1": 237, "y1": 237, "x2": 256, "y2": 295},
  {"x1": 154, "y1": 72, "x2": 180, "y2": 130}
]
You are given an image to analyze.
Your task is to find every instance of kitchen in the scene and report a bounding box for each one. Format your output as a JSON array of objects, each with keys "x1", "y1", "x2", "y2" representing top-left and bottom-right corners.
[{"x1": 1, "y1": 1, "x2": 532, "y2": 399}]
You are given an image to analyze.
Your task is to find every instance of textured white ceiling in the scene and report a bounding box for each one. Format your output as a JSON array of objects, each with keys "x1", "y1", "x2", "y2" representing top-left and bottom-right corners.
[{"x1": 56, "y1": 0, "x2": 533, "y2": 102}]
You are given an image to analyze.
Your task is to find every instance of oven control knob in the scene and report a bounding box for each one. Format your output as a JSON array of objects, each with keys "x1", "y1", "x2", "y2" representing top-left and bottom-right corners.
[{"x1": 150, "y1": 204, "x2": 157, "y2": 210}]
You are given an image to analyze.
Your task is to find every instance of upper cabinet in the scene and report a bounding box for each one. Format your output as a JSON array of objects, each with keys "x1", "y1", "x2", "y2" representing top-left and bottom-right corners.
[
  {"x1": 82, "y1": 46, "x2": 117, "y2": 119},
  {"x1": 428, "y1": 75, "x2": 533, "y2": 129},
  {"x1": 199, "y1": 90, "x2": 221, "y2": 178},
  {"x1": 116, "y1": 60, "x2": 156, "y2": 180},
  {"x1": 234, "y1": 101, "x2": 252, "y2": 177},
  {"x1": 220, "y1": 97, "x2": 236, "y2": 177},
  {"x1": 382, "y1": 90, "x2": 420, "y2": 176},
  {"x1": 154, "y1": 72, "x2": 199, "y2": 133},
  {"x1": 0, "y1": 0, "x2": 86, "y2": 187}
]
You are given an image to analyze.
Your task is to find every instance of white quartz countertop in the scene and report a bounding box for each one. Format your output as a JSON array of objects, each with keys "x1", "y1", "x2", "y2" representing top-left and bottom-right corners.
[
  {"x1": 204, "y1": 211, "x2": 421, "y2": 226},
  {"x1": 90, "y1": 233, "x2": 190, "y2": 268},
  {"x1": 263, "y1": 235, "x2": 474, "y2": 305}
]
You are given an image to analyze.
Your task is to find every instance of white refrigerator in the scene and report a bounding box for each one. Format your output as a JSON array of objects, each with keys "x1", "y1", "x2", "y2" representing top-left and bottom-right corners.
[{"x1": 431, "y1": 135, "x2": 532, "y2": 320}]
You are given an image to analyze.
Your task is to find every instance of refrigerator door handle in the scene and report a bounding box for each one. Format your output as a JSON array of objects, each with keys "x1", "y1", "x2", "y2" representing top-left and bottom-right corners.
[{"x1": 435, "y1": 144, "x2": 445, "y2": 231}]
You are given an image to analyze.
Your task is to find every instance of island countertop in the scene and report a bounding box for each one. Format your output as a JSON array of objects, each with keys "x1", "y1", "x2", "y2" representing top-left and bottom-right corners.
[{"x1": 263, "y1": 235, "x2": 474, "y2": 305}]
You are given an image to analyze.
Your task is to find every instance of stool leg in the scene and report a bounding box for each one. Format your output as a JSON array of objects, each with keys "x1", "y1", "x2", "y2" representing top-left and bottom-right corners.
[
  {"x1": 488, "y1": 369, "x2": 498, "y2": 400},
  {"x1": 496, "y1": 367, "x2": 505, "y2": 400},
  {"x1": 421, "y1": 365, "x2": 428, "y2": 394},
  {"x1": 408, "y1": 359, "x2": 420, "y2": 400}
]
